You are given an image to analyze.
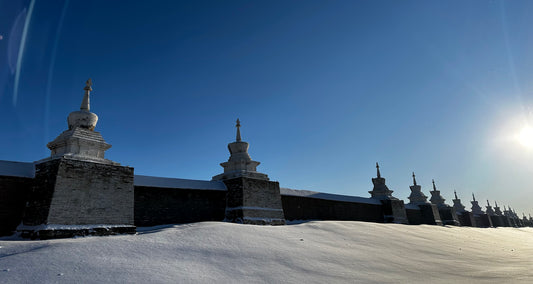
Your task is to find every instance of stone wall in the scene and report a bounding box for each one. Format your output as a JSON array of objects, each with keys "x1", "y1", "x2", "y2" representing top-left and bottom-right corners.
[
  {"x1": 405, "y1": 208, "x2": 422, "y2": 225},
  {"x1": 489, "y1": 215, "x2": 506, "y2": 227},
  {"x1": 438, "y1": 206, "x2": 460, "y2": 226},
  {"x1": 281, "y1": 195, "x2": 384, "y2": 222},
  {"x1": 223, "y1": 177, "x2": 285, "y2": 225},
  {"x1": 456, "y1": 212, "x2": 475, "y2": 227},
  {"x1": 22, "y1": 158, "x2": 134, "y2": 227},
  {"x1": 0, "y1": 176, "x2": 32, "y2": 236},
  {"x1": 22, "y1": 160, "x2": 61, "y2": 226},
  {"x1": 380, "y1": 199, "x2": 408, "y2": 224},
  {"x1": 134, "y1": 186, "x2": 226, "y2": 226},
  {"x1": 473, "y1": 214, "x2": 492, "y2": 228},
  {"x1": 406, "y1": 204, "x2": 442, "y2": 225}
]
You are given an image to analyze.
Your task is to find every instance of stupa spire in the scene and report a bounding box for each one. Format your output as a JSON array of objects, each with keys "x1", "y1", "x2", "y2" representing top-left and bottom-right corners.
[
  {"x1": 472, "y1": 193, "x2": 476, "y2": 202},
  {"x1": 376, "y1": 162, "x2": 381, "y2": 178},
  {"x1": 81, "y1": 78, "x2": 92, "y2": 111},
  {"x1": 432, "y1": 179, "x2": 436, "y2": 191},
  {"x1": 236, "y1": 118, "x2": 242, "y2": 142},
  {"x1": 412, "y1": 172, "x2": 417, "y2": 186}
]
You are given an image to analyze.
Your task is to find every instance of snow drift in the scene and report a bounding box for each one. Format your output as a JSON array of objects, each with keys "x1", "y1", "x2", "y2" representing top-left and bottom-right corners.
[{"x1": 1, "y1": 221, "x2": 532, "y2": 283}]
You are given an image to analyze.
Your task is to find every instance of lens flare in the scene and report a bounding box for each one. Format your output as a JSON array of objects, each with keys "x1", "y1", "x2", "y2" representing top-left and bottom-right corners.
[{"x1": 518, "y1": 126, "x2": 533, "y2": 148}]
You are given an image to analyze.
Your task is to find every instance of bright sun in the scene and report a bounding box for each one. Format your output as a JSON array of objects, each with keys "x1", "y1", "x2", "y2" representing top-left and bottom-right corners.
[{"x1": 518, "y1": 126, "x2": 533, "y2": 148}]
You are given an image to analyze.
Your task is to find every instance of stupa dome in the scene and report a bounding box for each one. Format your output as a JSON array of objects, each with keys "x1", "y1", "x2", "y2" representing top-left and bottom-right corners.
[
  {"x1": 68, "y1": 110, "x2": 98, "y2": 130},
  {"x1": 67, "y1": 79, "x2": 98, "y2": 131}
]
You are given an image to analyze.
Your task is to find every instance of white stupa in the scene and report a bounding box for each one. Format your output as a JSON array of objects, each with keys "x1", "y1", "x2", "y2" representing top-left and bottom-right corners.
[
  {"x1": 485, "y1": 200, "x2": 496, "y2": 216},
  {"x1": 429, "y1": 179, "x2": 447, "y2": 208},
  {"x1": 494, "y1": 201, "x2": 503, "y2": 216},
  {"x1": 407, "y1": 172, "x2": 429, "y2": 205},
  {"x1": 368, "y1": 163, "x2": 396, "y2": 200},
  {"x1": 212, "y1": 119, "x2": 269, "y2": 181},
  {"x1": 45, "y1": 79, "x2": 117, "y2": 165},
  {"x1": 452, "y1": 190, "x2": 466, "y2": 213},
  {"x1": 470, "y1": 193, "x2": 484, "y2": 216}
]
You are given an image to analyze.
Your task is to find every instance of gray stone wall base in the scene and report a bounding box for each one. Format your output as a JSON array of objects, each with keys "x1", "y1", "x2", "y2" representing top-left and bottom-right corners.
[
  {"x1": 380, "y1": 199, "x2": 408, "y2": 224},
  {"x1": 19, "y1": 158, "x2": 135, "y2": 238},
  {"x1": 19, "y1": 226, "x2": 136, "y2": 240},
  {"x1": 438, "y1": 206, "x2": 461, "y2": 226},
  {"x1": 0, "y1": 176, "x2": 32, "y2": 236},
  {"x1": 457, "y1": 211, "x2": 476, "y2": 227},
  {"x1": 489, "y1": 215, "x2": 507, "y2": 227},
  {"x1": 418, "y1": 204, "x2": 443, "y2": 225},
  {"x1": 473, "y1": 214, "x2": 493, "y2": 228},
  {"x1": 223, "y1": 177, "x2": 286, "y2": 225}
]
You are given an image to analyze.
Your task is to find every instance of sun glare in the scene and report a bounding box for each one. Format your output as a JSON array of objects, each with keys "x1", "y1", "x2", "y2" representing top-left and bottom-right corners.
[{"x1": 518, "y1": 126, "x2": 533, "y2": 148}]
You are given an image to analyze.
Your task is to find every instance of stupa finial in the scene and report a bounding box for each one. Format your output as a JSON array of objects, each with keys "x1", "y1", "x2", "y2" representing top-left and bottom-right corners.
[
  {"x1": 432, "y1": 179, "x2": 436, "y2": 191},
  {"x1": 495, "y1": 201, "x2": 498, "y2": 207},
  {"x1": 412, "y1": 172, "x2": 417, "y2": 185},
  {"x1": 376, "y1": 162, "x2": 381, "y2": 178},
  {"x1": 236, "y1": 118, "x2": 241, "y2": 142},
  {"x1": 472, "y1": 193, "x2": 476, "y2": 202},
  {"x1": 81, "y1": 78, "x2": 92, "y2": 111},
  {"x1": 454, "y1": 190, "x2": 458, "y2": 200},
  {"x1": 487, "y1": 200, "x2": 490, "y2": 206}
]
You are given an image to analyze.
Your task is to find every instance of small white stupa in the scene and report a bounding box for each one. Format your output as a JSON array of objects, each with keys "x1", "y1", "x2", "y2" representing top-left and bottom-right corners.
[
  {"x1": 470, "y1": 193, "x2": 484, "y2": 216},
  {"x1": 452, "y1": 190, "x2": 466, "y2": 213},
  {"x1": 368, "y1": 163, "x2": 396, "y2": 200},
  {"x1": 494, "y1": 201, "x2": 503, "y2": 216},
  {"x1": 429, "y1": 179, "x2": 447, "y2": 208},
  {"x1": 45, "y1": 79, "x2": 117, "y2": 165},
  {"x1": 212, "y1": 119, "x2": 268, "y2": 181},
  {"x1": 485, "y1": 200, "x2": 496, "y2": 216},
  {"x1": 407, "y1": 172, "x2": 429, "y2": 205}
]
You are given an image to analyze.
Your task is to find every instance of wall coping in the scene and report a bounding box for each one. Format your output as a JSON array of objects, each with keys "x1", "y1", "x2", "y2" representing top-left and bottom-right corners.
[
  {"x1": 134, "y1": 175, "x2": 227, "y2": 191},
  {"x1": 0, "y1": 160, "x2": 34, "y2": 178},
  {"x1": 280, "y1": 187, "x2": 381, "y2": 205}
]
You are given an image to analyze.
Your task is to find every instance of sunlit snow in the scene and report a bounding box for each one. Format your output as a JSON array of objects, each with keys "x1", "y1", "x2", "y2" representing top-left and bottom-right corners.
[{"x1": 1, "y1": 221, "x2": 532, "y2": 283}]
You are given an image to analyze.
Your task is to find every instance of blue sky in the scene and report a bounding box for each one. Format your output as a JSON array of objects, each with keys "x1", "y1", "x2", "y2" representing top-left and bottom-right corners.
[{"x1": 1, "y1": 0, "x2": 533, "y2": 215}]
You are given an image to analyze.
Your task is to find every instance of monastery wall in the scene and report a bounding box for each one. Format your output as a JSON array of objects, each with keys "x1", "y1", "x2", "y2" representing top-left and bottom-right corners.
[
  {"x1": 0, "y1": 161, "x2": 34, "y2": 235},
  {"x1": 134, "y1": 175, "x2": 227, "y2": 226},
  {"x1": 280, "y1": 188, "x2": 383, "y2": 222},
  {"x1": 1, "y1": 163, "x2": 531, "y2": 237}
]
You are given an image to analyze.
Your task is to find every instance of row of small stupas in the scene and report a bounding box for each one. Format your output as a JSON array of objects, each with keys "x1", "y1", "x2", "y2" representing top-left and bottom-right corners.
[
  {"x1": 408, "y1": 165, "x2": 526, "y2": 220},
  {"x1": 2, "y1": 79, "x2": 531, "y2": 239},
  {"x1": 369, "y1": 163, "x2": 533, "y2": 227}
]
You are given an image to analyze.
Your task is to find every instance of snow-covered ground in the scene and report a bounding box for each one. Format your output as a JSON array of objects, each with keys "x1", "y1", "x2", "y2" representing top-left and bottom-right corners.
[{"x1": 1, "y1": 221, "x2": 532, "y2": 283}]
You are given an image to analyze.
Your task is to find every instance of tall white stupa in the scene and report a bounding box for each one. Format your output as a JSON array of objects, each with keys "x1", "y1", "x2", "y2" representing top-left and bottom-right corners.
[{"x1": 18, "y1": 79, "x2": 135, "y2": 239}]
